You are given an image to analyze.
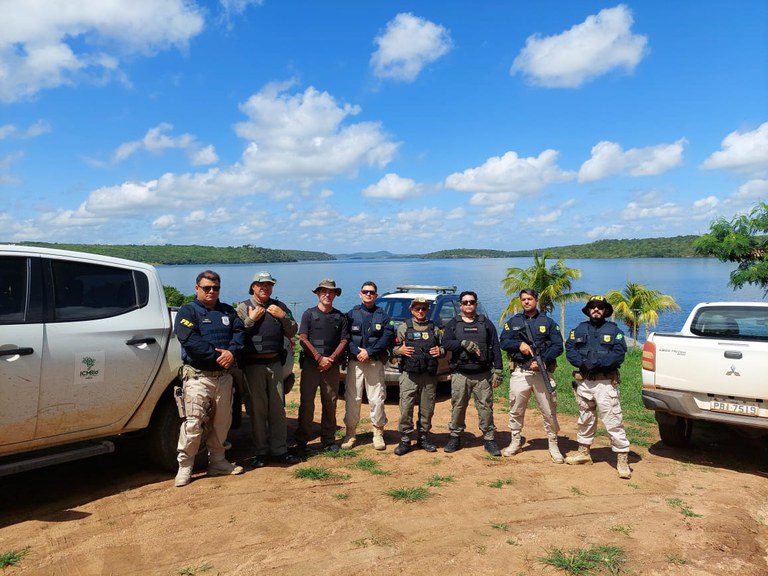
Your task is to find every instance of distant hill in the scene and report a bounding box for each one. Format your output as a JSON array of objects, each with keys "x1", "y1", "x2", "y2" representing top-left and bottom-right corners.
[
  {"x1": 334, "y1": 251, "x2": 401, "y2": 260},
  {"x1": 421, "y1": 236, "x2": 702, "y2": 259},
  {"x1": 15, "y1": 243, "x2": 335, "y2": 265}
]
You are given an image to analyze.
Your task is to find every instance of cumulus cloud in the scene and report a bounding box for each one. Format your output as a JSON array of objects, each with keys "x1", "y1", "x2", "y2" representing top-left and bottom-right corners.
[
  {"x1": 731, "y1": 178, "x2": 768, "y2": 201},
  {"x1": 693, "y1": 196, "x2": 719, "y2": 211},
  {"x1": 511, "y1": 5, "x2": 648, "y2": 88},
  {"x1": 152, "y1": 214, "x2": 176, "y2": 229},
  {"x1": 578, "y1": 138, "x2": 686, "y2": 182},
  {"x1": 700, "y1": 122, "x2": 768, "y2": 175},
  {"x1": 586, "y1": 224, "x2": 624, "y2": 239},
  {"x1": 371, "y1": 13, "x2": 452, "y2": 82},
  {"x1": 111, "y1": 123, "x2": 217, "y2": 166},
  {"x1": 620, "y1": 191, "x2": 682, "y2": 221},
  {"x1": 362, "y1": 173, "x2": 422, "y2": 199},
  {"x1": 0, "y1": 0, "x2": 204, "y2": 102},
  {"x1": 190, "y1": 144, "x2": 219, "y2": 166}
]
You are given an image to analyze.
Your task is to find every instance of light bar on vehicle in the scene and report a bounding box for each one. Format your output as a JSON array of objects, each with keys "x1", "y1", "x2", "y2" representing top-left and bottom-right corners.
[{"x1": 395, "y1": 285, "x2": 457, "y2": 294}]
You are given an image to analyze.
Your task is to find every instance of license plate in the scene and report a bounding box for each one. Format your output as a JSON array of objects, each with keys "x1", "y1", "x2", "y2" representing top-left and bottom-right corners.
[{"x1": 710, "y1": 399, "x2": 759, "y2": 417}]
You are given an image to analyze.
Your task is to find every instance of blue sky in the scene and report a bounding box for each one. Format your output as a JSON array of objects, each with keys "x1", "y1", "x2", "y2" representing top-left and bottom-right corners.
[{"x1": 0, "y1": 1, "x2": 766, "y2": 252}]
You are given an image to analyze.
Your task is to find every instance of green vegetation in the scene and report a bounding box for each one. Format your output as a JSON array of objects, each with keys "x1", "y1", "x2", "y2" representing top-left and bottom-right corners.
[
  {"x1": 488, "y1": 478, "x2": 514, "y2": 489},
  {"x1": 425, "y1": 475, "x2": 454, "y2": 487},
  {"x1": 333, "y1": 492, "x2": 350, "y2": 500},
  {"x1": 570, "y1": 486, "x2": 587, "y2": 496},
  {"x1": 665, "y1": 498, "x2": 702, "y2": 518},
  {"x1": 607, "y1": 281, "x2": 680, "y2": 342},
  {"x1": 349, "y1": 458, "x2": 390, "y2": 476},
  {"x1": 384, "y1": 486, "x2": 430, "y2": 503},
  {"x1": 18, "y1": 242, "x2": 334, "y2": 265},
  {"x1": 0, "y1": 547, "x2": 30, "y2": 569},
  {"x1": 538, "y1": 545, "x2": 626, "y2": 575},
  {"x1": 666, "y1": 554, "x2": 688, "y2": 565},
  {"x1": 314, "y1": 448, "x2": 359, "y2": 459},
  {"x1": 490, "y1": 521, "x2": 509, "y2": 532},
  {"x1": 351, "y1": 534, "x2": 394, "y2": 548},
  {"x1": 177, "y1": 562, "x2": 213, "y2": 576},
  {"x1": 609, "y1": 525, "x2": 633, "y2": 536},
  {"x1": 293, "y1": 466, "x2": 349, "y2": 481},
  {"x1": 163, "y1": 285, "x2": 194, "y2": 307},
  {"x1": 694, "y1": 202, "x2": 768, "y2": 294}
]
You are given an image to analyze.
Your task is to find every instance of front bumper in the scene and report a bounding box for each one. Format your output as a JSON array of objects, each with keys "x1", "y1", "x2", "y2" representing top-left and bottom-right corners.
[{"x1": 643, "y1": 389, "x2": 768, "y2": 430}]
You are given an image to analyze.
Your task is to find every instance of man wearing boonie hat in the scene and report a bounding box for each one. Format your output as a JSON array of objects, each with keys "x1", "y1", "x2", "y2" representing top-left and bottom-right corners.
[
  {"x1": 235, "y1": 271, "x2": 300, "y2": 467},
  {"x1": 295, "y1": 279, "x2": 350, "y2": 455},
  {"x1": 565, "y1": 295, "x2": 631, "y2": 479}
]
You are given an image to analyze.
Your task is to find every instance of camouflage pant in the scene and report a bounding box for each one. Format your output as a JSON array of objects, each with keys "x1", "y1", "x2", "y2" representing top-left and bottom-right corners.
[
  {"x1": 508, "y1": 369, "x2": 560, "y2": 438},
  {"x1": 177, "y1": 366, "x2": 233, "y2": 467},
  {"x1": 449, "y1": 371, "x2": 496, "y2": 440},
  {"x1": 574, "y1": 379, "x2": 630, "y2": 453}
]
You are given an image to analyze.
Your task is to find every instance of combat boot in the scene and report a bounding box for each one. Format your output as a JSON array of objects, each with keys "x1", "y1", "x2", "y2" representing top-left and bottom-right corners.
[
  {"x1": 417, "y1": 434, "x2": 437, "y2": 452},
  {"x1": 565, "y1": 444, "x2": 592, "y2": 465},
  {"x1": 174, "y1": 465, "x2": 192, "y2": 487},
  {"x1": 207, "y1": 460, "x2": 244, "y2": 476},
  {"x1": 340, "y1": 434, "x2": 356, "y2": 450},
  {"x1": 394, "y1": 437, "x2": 411, "y2": 456},
  {"x1": 372, "y1": 426, "x2": 386, "y2": 451},
  {"x1": 484, "y1": 439, "x2": 502, "y2": 457},
  {"x1": 443, "y1": 436, "x2": 461, "y2": 453},
  {"x1": 617, "y1": 452, "x2": 632, "y2": 479},
  {"x1": 502, "y1": 434, "x2": 522, "y2": 457},
  {"x1": 548, "y1": 435, "x2": 564, "y2": 464}
]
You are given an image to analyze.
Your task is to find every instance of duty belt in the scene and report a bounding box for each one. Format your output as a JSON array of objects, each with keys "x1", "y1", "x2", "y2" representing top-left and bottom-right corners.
[{"x1": 183, "y1": 364, "x2": 229, "y2": 377}]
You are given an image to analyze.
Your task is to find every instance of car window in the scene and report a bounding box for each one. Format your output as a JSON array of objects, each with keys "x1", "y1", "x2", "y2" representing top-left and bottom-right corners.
[
  {"x1": 376, "y1": 297, "x2": 414, "y2": 321},
  {"x1": 0, "y1": 256, "x2": 27, "y2": 325},
  {"x1": 690, "y1": 306, "x2": 768, "y2": 341},
  {"x1": 51, "y1": 259, "x2": 138, "y2": 321},
  {"x1": 436, "y1": 300, "x2": 459, "y2": 327}
]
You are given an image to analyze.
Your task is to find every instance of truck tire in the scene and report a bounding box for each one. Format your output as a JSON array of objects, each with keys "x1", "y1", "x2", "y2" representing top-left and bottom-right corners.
[
  {"x1": 148, "y1": 394, "x2": 208, "y2": 472},
  {"x1": 656, "y1": 413, "x2": 692, "y2": 447}
]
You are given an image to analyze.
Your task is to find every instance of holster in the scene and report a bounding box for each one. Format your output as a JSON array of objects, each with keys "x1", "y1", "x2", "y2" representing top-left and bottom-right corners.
[{"x1": 173, "y1": 385, "x2": 185, "y2": 418}]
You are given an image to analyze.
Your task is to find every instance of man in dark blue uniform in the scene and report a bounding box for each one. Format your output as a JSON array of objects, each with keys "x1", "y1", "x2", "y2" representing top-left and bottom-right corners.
[
  {"x1": 565, "y1": 295, "x2": 631, "y2": 479},
  {"x1": 174, "y1": 270, "x2": 246, "y2": 487},
  {"x1": 499, "y1": 288, "x2": 564, "y2": 463}
]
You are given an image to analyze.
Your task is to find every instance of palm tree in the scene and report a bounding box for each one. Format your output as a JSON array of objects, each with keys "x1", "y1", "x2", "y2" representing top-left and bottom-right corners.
[
  {"x1": 500, "y1": 252, "x2": 589, "y2": 335},
  {"x1": 606, "y1": 281, "x2": 681, "y2": 343}
]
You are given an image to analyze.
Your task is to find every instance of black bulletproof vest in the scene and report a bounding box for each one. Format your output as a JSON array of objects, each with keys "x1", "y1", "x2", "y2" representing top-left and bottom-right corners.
[
  {"x1": 400, "y1": 319, "x2": 438, "y2": 375},
  {"x1": 452, "y1": 315, "x2": 489, "y2": 372},
  {"x1": 308, "y1": 308, "x2": 343, "y2": 356},
  {"x1": 349, "y1": 306, "x2": 388, "y2": 350},
  {"x1": 242, "y1": 299, "x2": 284, "y2": 357}
]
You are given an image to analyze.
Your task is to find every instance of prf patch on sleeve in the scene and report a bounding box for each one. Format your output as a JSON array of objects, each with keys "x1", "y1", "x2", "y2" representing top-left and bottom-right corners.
[
  {"x1": 603, "y1": 334, "x2": 611, "y2": 342},
  {"x1": 539, "y1": 325, "x2": 546, "y2": 333},
  {"x1": 569, "y1": 330, "x2": 575, "y2": 340},
  {"x1": 180, "y1": 318, "x2": 194, "y2": 328},
  {"x1": 504, "y1": 323, "x2": 509, "y2": 330}
]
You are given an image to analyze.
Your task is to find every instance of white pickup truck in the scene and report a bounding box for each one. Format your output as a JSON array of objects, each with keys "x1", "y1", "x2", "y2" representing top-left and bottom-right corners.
[
  {"x1": 642, "y1": 302, "x2": 768, "y2": 447},
  {"x1": 0, "y1": 244, "x2": 292, "y2": 476}
]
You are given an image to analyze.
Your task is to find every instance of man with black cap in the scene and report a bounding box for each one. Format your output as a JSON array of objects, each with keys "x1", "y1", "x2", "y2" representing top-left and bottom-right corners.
[
  {"x1": 499, "y1": 288, "x2": 565, "y2": 463},
  {"x1": 235, "y1": 271, "x2": 299, "y2": 466},
  {"x1": 565, "y1": 295, "x2": 631, "y2": 479},
  {"x1": 295, "y1": 279, "x2": 349, "y2": 454}
]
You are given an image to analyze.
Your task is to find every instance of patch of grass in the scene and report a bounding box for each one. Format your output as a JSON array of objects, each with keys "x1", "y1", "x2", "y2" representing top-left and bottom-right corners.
[
  {"x1": 333, "y1": 492, "x2": 350, "y2": 500},
  {"x1": 655, "y1": 471, "x2": 674, "y2": 478},
  {"x1": 474, "y1": 544, "x2": 487, "y2": 555},
  {"x1": 490, "y1": 521, "x2": 509, "y2": 532},
  {"x1": 429, "y1": 457, "x2": 442, "y2": 466},
  {"x1": 285, "y1": 401, "x2": 299, "y2": 410},
  {"x1": 349, "y1": 458, "x2": 391, "y2": 476},
  {"x1": 0, "y1": 547, "x2": 30, "y2": 569},
  {"x1": 666, "y1": 554, "x2": 687, "y2": 565},
  {"x1": 665, "y1": 498, "x2": 702, "y2": 518},
  {"x1": 352, "y1": 534, "x2": 393, "y2": 548},
  {"x1": 335, "y1": 429, "x2": 345, "y2": 438},
  {"x1": 315, "y1": 448, "x2": 360, "y2": 459},
  {"x1": 385, "y1": 486, "x2": 430, "y2": 503},
  {"x1": 177, "y1": 562, "x2": 212, "y2": 576},
  {"x1": 627, "y1": 483, "x2": 640, "y2": 490},
  {"x1": 539, "y1": 545, "x2": 626, "y2": 575},
  {"x1": 570, "y1": 486, "x2": 587, "y2": 496},
  {"x1": 483, "y1": 454, "x2": 502, "y2": 462},
  {"x1": 488, "y1": 478, "x2": 514, "y2": 489},
  {"x1": 293, "y1": 466, "x2": 350, "y2": 481},
  {"x1": 426, "y1": 475, "x2": 454, "y2": 487},
  {"x1": 507, "y1": 538, "x2": 521, "y2": 546},
  {"x1": 609, "y1": 525, "x2": 633, "y2": 536}
]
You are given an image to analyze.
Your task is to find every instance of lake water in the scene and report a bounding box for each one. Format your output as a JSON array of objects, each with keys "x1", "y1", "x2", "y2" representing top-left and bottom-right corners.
[{"x1": 157, "y1": 258, "x2": 765, "y2": 338}]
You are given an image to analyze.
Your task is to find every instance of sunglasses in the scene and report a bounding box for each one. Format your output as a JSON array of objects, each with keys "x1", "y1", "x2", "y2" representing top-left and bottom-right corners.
[
  {"x1": 412, "y1": 306, "x2": 429, "y2": 312},
  {"x1": 461, "y1": 300, "x2": 476, "y2": 305},
  {"x1": 361, "y1": 290, "x2": 377, "y2": 295},
  {"x1": 588, "y1": 304, "x2": 606, "y2": 310},
  {"x1": 198, "y1": 285, "x2": 221, "y2": 293}
]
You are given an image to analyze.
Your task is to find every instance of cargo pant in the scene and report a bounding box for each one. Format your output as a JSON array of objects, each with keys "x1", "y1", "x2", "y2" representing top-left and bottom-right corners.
[
  {"x1": 398, "y1": 371, "x2": 437, "y2": 439},
  {"x1": 448, "y1": 371, "x2": 496, "y2": 441},
  {"x1": 574, "y1": 379, "x2": 630, "y2": 453},
  {"x1": 508, "y1": 368, "x2": 560, "y2": 439},
  {"x1": 296, "y1": 363, "x2": 340, "y2": 447},
  {"x1": 344, "y1": 359, "x2": 387, "y2": 432},
  {"x1": 177, "y1": 366, "x2": 233, "y2": 467},
  {"x1": 243, "y1": 360, "x2": 287, "y2": 456}
]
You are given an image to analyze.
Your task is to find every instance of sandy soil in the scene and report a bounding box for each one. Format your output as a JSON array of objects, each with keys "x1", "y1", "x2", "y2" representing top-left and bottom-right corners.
[{"x1": 1, "y1": 386, "x2": 767, "y2": 576}]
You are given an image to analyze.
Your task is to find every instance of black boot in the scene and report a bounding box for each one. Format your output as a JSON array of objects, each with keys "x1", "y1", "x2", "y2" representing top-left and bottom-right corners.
[
  {"x1": 417, "y1": 434, "x2": 437, "y2": 452},
  {"x1": 483, "y1": 439, "x2": 501, "y2": 457},
  {"x1": 394, "y1": 437, "x2": 411, "y2": 456},
  {"x1": 444, "y1": 436, "x2": 461, "y2": 453}
]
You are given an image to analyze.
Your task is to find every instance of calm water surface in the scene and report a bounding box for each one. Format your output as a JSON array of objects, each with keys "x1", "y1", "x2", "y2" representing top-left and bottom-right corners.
[{"x1": 157, "y1": 258, "x2": 765, "y2": 337}]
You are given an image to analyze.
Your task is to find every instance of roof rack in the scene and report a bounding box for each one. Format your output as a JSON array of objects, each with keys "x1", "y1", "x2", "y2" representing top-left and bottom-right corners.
[{"x1": 395, "y1": 285, "x2": 457, "y2": 294}]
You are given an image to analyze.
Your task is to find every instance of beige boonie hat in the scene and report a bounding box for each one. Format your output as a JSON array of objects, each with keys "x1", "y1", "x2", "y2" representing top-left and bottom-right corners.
[
  {"x1": 410, "y1": 296, "x2": 430, "y2": 309},
  {"x1": 313, "y1": 278, "x2": 342, "y2": 296}
]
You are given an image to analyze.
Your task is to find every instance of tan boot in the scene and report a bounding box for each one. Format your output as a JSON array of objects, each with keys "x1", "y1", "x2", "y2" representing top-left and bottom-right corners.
[
  {"x1": 207, "y1": 460, "x2": 244, "y2": 476},
  {"x1": 617, "y1": 452, "x2": 632, "y2": 479},
  {"x1": 174, "y1": 465, "x2": 192, "y2": 487},
  {"x1": 548, "y1": 435, "x2": 564, "y2": 464},
  {"x1": 502, "y1": 434, "x2": 521, "y2": 457},
  {"x1": 340, "y1": 432, "x2": 356, "y2": 450},
  {"x1": 372, "y1": 426, "x2": 386, "y2": 451},
  {"x1": 565, "y1": 444, "x2": 592, "y2": 465}
]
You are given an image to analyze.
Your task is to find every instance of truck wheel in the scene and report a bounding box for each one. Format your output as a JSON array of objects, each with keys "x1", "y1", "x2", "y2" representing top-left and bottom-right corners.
[
  {"x1": 656, "y1": 413, "x2": 692, "y2": 447},
  {"x1": 148, "y1": 395, "x2": 208, "y2": 472}
]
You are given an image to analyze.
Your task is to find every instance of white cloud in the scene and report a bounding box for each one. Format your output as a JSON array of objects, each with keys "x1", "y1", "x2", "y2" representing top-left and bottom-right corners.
[
  {"x1": 362, "y1": 173, "x2": 422, "y2": 199},
  {"x1": 446, "y1": 207, "x2": 465, "y2": 220},
  {"x1": 371, "y1": 13, "x2": 452, "y2": 82},
  {"x1": 185, "y1": 210, "x2": 206, "y2": 223},
  {"x1": 511, "y1": 4, "x2": 648, "y2": 88},
  {"x1": 319, "y1": 189, "x2": 334, "y2": 199},
  {"x1": 190, "y1": 145, "x2": 219, "y2": 166},
  {"x1": 0, "y1": 0, "x2": 205, "y2": 102},
  {"x1": 620, "y1": 191, "x2": 682, "y2": 221},
  {"x1": 700, "y1": 122, "x2": 768, "y2": 175},
  {"x1": 0, "y1": 120, "x2": 52, "y2": 140},
  {"x1": 152, "y1": 214, "x2": 176, "y2": 229},
  {"x1": 0, "y1": 152, "x2": 24, "y2": 170},
  {"x1": 111, "y1": 123, "x2": 216, "y2": 166},
  {"x1": 732, "y1": 178, "x2": 768, "y2": 201},
  {"x1": 525, "y1": 210, "x2": 561, "y2": 224},
  {"x1": 586, "y1": 224, "x2": 624, "y2": 238},
  {"x1": 693, "y1": 196, "x2": 719, "y2": 211},
  {"x1": 0, "y1": 125, "x2": 16, "y2": 140},
  {"x1": 578, "y1": 138, "x2": 686, "y2": 182}
]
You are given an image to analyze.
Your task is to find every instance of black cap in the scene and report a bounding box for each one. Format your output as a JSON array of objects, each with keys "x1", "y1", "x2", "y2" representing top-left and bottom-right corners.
[{"x1": 582, "y1": 295, "x2": 613, "y2": 317}]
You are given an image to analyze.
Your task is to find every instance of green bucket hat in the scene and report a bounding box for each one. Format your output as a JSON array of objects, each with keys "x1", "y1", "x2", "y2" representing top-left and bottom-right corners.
[{"x1": 313, "y1": 278, "x2": 342, "y2": 296}]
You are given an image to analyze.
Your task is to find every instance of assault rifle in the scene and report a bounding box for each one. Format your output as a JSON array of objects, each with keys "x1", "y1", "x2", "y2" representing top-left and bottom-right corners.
[{"x1": 522, "y1": 320, "x2": 556, "y2": 398}]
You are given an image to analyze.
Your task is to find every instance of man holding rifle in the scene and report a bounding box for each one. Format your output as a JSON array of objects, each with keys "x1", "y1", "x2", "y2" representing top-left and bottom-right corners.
[{"x1": 499, "y1": 288, "x2": 564, "y2": 463}]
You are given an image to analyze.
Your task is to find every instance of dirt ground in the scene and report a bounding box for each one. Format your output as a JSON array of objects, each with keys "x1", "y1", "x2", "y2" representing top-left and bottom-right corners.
[{"x1": 1, "y1": 386, "x2": 767, "y2": 576}]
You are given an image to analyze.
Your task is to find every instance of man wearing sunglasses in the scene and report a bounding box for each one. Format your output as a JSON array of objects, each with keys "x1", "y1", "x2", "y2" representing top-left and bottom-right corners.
[
  {"x1": 391, "y1": 297, "x2": 443, "y2": 455},
  {"x1": 341, "y1": 281, "x2": 394, "y2": 451},
  {"x1": 565, "y1": 295, "x2": 631, "y2": 479},
  {"x1": 442, "y1": 291, "x2": 503, "y2": 456},
  {"x1": 173, "y1": 270, "x2": 246, "y2": 487}
]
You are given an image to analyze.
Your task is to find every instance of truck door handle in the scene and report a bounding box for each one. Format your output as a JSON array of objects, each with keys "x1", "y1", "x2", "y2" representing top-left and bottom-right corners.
[
  {"x1": 0, "y1": 347, "x2": 34, "y2": 357},
  {"x1": 126, "y1": 337, "x2": 156, "y2": 346},
  {"x1": 724, "y1": 351, "x2": 742, "y2": 359}
]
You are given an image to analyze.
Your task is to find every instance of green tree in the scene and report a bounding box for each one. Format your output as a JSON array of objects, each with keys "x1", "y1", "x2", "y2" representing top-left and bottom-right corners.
[
  {"x1": 606, "y1": 281, "x2": 681, "y2": 343},
  {"x1": 500, "y1": 252, "x2": 589, "y2": 334},
  {"x1": 694, "y1": 202, "x2": 768, "y2": 295},
  {"x1": 163, "y1": 285, "x2": 194, "y2": 307}
]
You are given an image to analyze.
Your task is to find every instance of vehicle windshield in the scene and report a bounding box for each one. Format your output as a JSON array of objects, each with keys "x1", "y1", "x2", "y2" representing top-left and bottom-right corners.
[
  {"x1": 376, "y1": 297, "x2": 416, "y2": 321},
  {"x1": 690, "y1": 306, "x2": 768, "y2": 341}
]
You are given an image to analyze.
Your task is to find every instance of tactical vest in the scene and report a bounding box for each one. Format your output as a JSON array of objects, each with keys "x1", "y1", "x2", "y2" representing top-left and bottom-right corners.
[
  {"x1": 349, "y1": 305, "x2": 389, "y2": 354},
  {"x1": 308, "y1": 307, "x2": 343, "y2": 357},
  {"x1": 241, "y1": 299, "x2": 285, "y2": 362},
  {"x1": 400, "y1": 319, "x2": 438, "y2": 375},
  {"x1": 451, "y1": 315, "x2": 489, "y2": 372},
  {"x1": 179, "y1": 300, "x2": 238, "y2": 370}
]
